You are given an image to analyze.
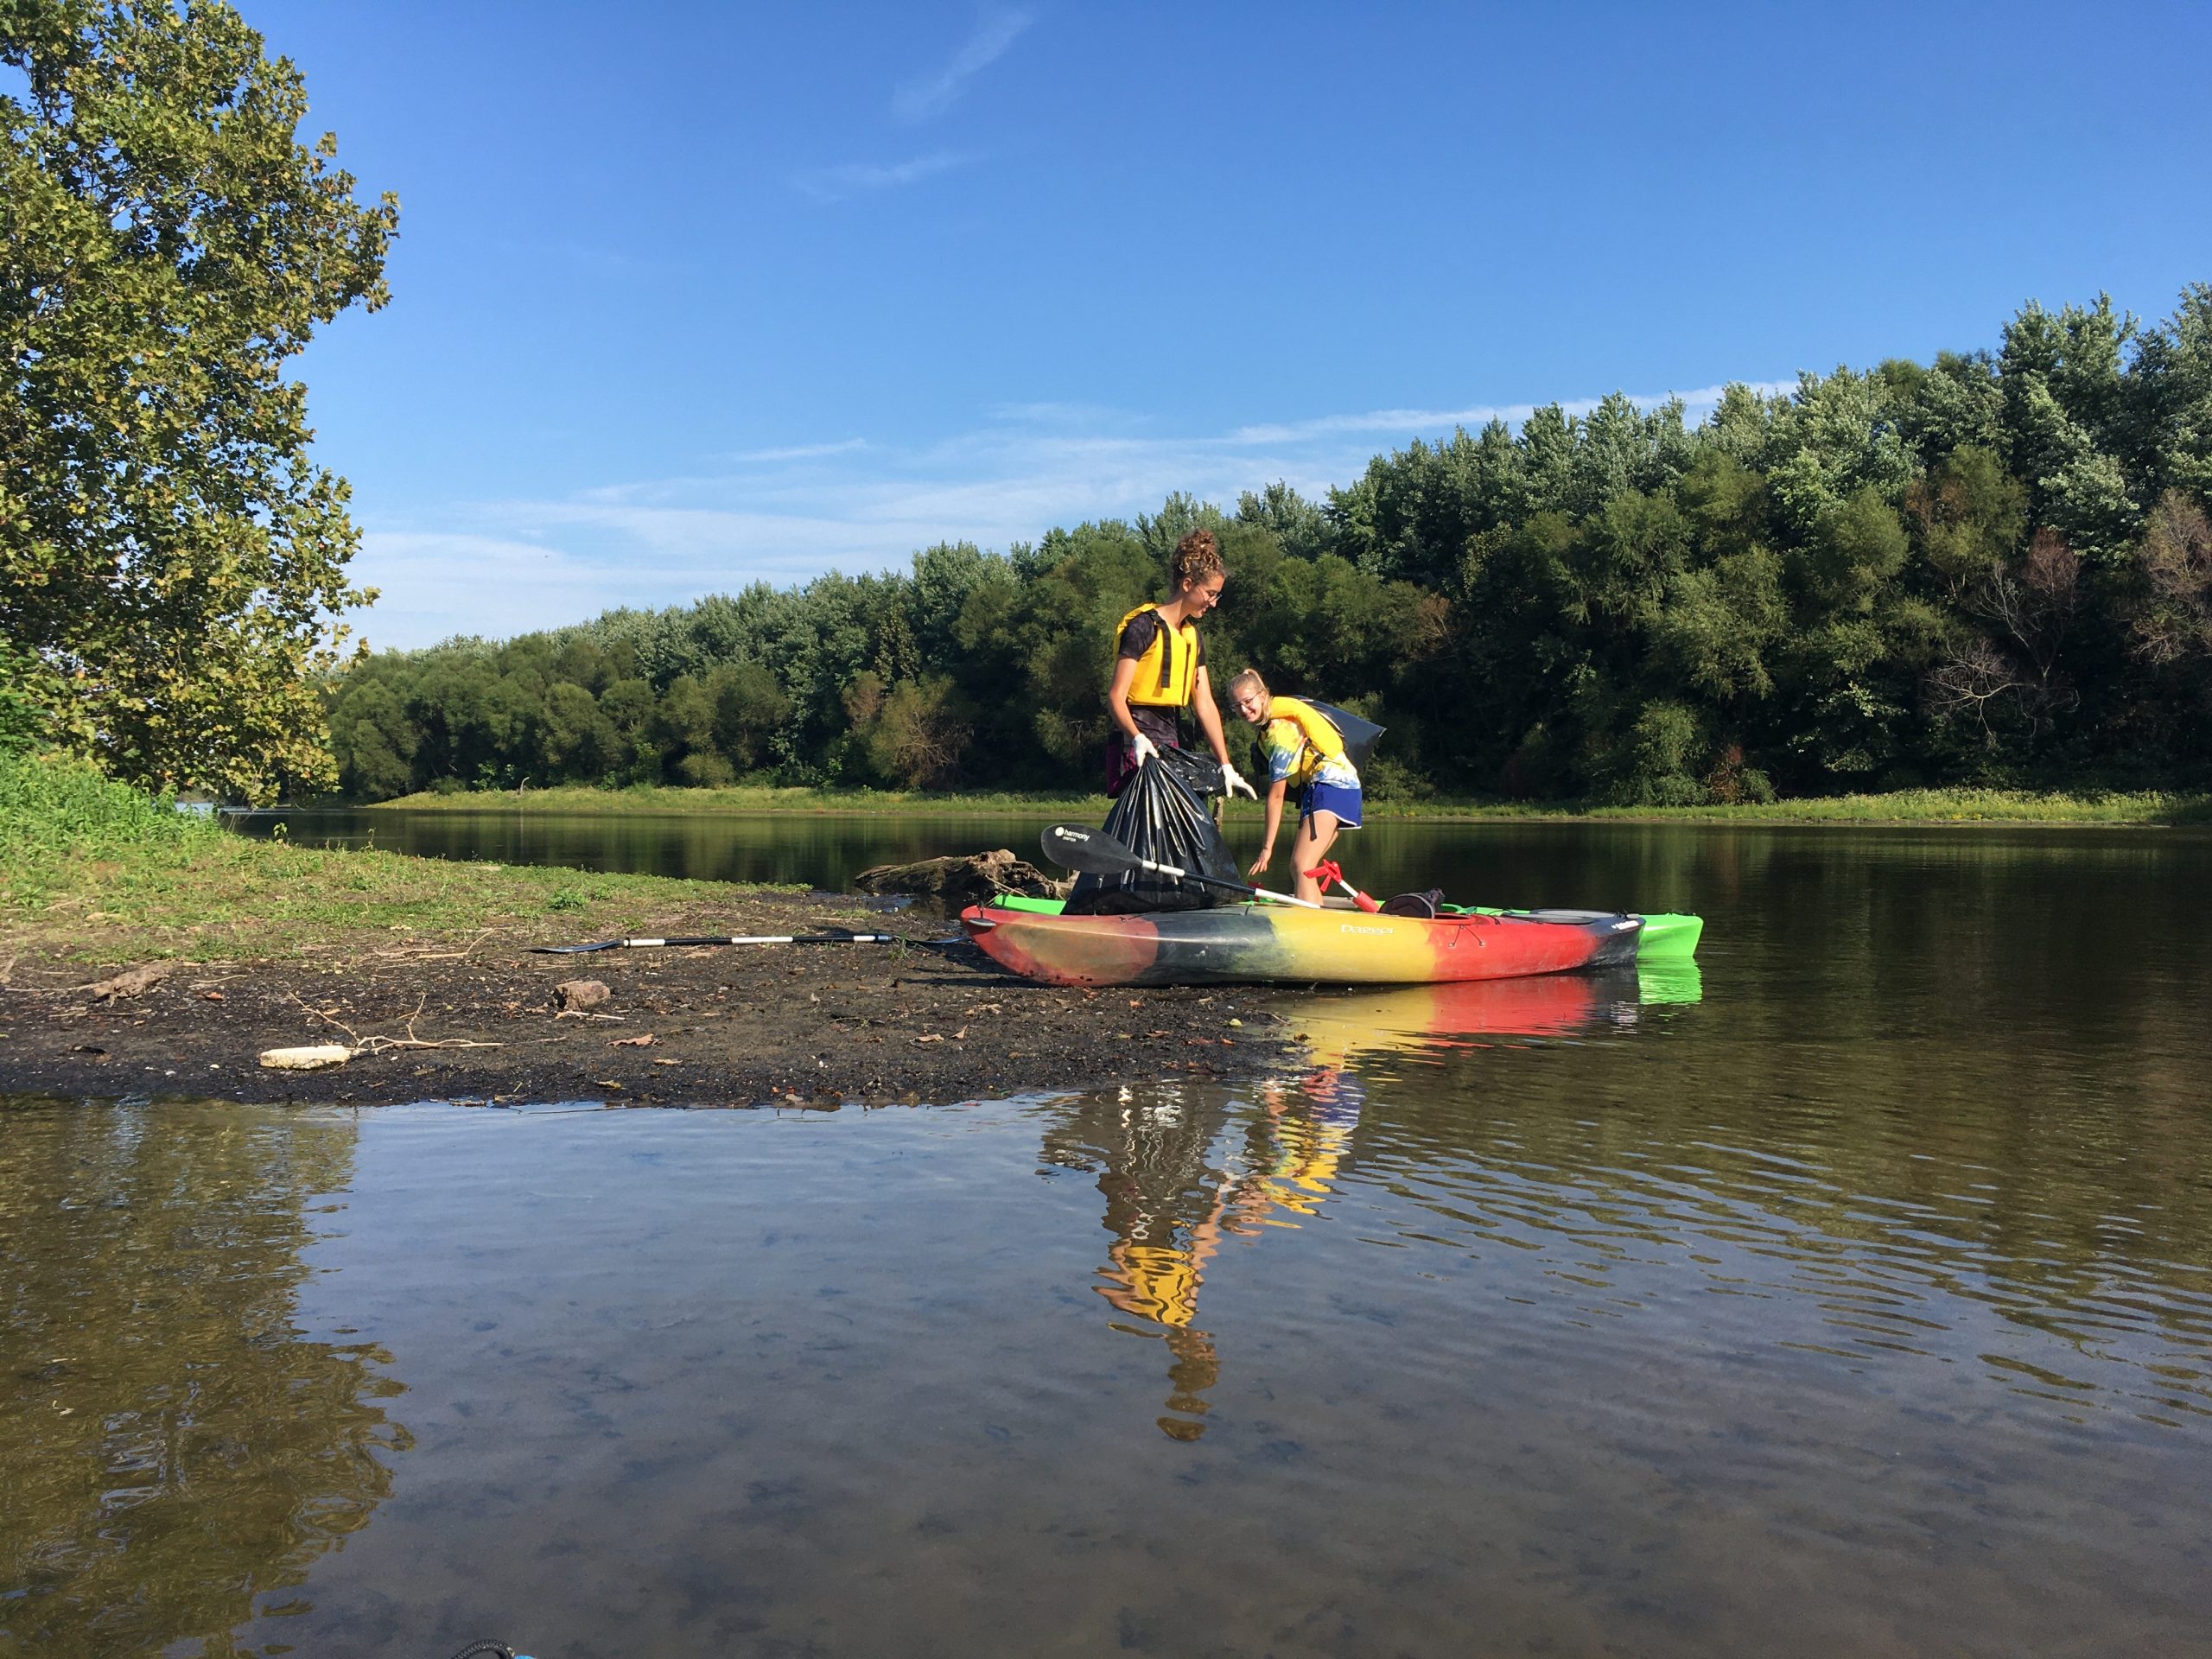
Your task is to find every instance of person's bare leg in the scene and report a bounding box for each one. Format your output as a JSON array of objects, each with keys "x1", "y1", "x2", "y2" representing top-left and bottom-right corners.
[{"x1": 1289, "y1": 810, "x2": 1341, "y2": 903}]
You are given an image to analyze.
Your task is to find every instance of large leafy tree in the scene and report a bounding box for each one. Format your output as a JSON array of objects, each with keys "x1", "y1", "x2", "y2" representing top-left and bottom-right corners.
[{"x1": 1, "y1": 0, "x2": 395, "y2": 799}]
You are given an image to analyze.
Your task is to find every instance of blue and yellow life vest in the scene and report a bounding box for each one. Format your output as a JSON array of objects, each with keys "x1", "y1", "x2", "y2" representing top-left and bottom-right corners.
[{"x1": 1116, "y1": 603, "x2": 1201, "y2": 709}]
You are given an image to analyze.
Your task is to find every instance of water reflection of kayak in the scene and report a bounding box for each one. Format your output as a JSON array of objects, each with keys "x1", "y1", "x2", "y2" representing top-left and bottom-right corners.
[
  {"x1": 1289, "y1": 961, "x2": 1701, "y2": 1066},
  {"x1": 1293, "y1": 976, "x2": 1600, "y2": 1066},
  {"x1": 962, "y1": 897, "x2": 1700, "y2": 989}
]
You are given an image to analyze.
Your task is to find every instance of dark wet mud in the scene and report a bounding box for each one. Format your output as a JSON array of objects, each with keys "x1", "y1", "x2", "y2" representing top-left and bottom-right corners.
[{"x1": 0, "y1": 892, "x2": 1296, "y2": 1105}]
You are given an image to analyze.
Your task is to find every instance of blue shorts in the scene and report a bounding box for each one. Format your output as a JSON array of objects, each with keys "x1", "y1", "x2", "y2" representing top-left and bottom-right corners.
[{"x1": 1300, "y1": 779, "x2": 1363, "y2": 829}]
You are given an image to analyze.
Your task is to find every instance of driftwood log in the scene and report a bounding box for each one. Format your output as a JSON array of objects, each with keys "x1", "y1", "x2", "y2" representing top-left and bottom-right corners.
[
  {"x1": 85, "y1": 962, "x2": 177, "y2": 1001},
  {"x1": 852, "y1": 849, "x2": 1070, "y2": 915}
]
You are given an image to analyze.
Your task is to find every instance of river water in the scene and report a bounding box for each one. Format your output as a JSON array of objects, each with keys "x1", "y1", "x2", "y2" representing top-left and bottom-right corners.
[{"x1": 6, "y1": 812, "x2": 2211, "y2": 1656}]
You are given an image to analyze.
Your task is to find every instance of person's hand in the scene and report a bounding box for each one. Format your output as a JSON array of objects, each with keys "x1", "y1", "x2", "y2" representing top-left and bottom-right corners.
[
  {"x1": 1219, "y1": 762, "x2": 1257, "y2": 801},
  {"x1": 1247, "y1": 849, "x2": 1271, "y2": 879},
  {"x1": 1130, "y1": 732, "x2": 1160, "y2": 768}
]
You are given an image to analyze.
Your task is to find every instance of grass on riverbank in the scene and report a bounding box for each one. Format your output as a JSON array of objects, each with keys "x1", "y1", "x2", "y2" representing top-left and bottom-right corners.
[
  {"x1": 1, "y1": 753, "x2": 782, "y2": 973},
  {"x1": 1434, "y1": 787, "x2": 2212, "y2": 824},
  {"x1": 371, "y1": 780, "x2": 2212, "y2": 826}
]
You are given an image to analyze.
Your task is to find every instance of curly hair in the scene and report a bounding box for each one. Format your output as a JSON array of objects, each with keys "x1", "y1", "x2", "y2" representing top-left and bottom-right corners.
[{"x1": 1170, "y1": 528, "x2": 1225, "y2": 588}]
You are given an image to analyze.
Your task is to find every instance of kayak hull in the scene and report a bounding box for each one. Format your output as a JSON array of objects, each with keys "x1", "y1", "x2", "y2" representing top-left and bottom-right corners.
[
  {"x1": 960, "y1": 900, "x2": 1648, "y2": 988},
  {"x1": 986, "y1": 896, "x2": 1705, "y2": 962}
]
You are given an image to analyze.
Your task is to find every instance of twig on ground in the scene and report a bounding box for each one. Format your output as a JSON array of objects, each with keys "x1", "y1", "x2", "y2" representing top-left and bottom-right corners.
[
  {"x1": 283, "y1": 988, "x2": 505, "y2": 1053},
  {"x1": 354, "y1": 1033, "x2": 505, "y2": 1054},
  {"x1": 286, "y1": 990, "x2": 361, "y2": 1041},
  {"x1": 372, "y1": 929, "x2": 497, "y2": 963}
]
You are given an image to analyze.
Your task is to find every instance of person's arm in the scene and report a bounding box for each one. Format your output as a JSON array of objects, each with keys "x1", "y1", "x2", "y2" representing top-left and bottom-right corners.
[
  {"x1": 1192, "y1": 665, "x2": 1257, "y2": 798},
  {"x1": 1248, "y1": 778, "x2": 1288, "y2": 878},
  {"x1": 1192, "y1": 664, "x2": 1231, "y2": 766},
  {"x1": 1106, "y1": 655, "x2": 1141, "y2": 741}
]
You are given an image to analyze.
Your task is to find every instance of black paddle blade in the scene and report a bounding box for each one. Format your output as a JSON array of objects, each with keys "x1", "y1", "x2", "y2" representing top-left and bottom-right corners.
[{"x1": 1039, "y1": 822, "x2": 1140, "y2": 877}]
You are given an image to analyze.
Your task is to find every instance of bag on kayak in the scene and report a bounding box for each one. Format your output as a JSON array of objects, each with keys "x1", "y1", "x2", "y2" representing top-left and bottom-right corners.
[
  {"x1": 1305, "y1": 701, "x2": 1385, "y2": 771},
  {"x1": 1065, "y1": 747, "x2": 1237, "y2": 914}
]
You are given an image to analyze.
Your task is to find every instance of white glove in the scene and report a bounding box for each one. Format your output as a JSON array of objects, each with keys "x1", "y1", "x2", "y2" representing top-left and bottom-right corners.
[
  {"x1": 1219, "y1": 762, "x2": 1258, "y2": 801},
  {"x1": 1130, "y1": 732, "x2": 1160, "y2": 768}
]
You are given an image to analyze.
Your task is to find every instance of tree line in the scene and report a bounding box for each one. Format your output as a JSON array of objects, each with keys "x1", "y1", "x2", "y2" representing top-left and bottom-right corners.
[{"x1": 331, "y1": 287, "x2": 2212, "y2": 804}]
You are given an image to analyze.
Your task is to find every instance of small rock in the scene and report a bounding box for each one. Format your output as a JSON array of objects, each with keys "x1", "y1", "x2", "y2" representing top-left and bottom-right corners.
[
  {"x1": 554, "y1": 979, "x2": 612, "y2": 1013},
  {"x1": 258, "y1": 1044, "x2": 353, "y2": 1071}
]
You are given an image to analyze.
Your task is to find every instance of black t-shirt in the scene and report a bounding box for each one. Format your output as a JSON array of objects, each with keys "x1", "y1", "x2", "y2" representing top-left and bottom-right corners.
[{"x1": 1116, "y1": 610, "x2": 1203, "y2": 747}]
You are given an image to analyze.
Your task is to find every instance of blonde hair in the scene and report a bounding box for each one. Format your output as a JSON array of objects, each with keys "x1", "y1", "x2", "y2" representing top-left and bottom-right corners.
[{"x1": 1225, "y1": 667, "x2": 1268, "y2": 702}]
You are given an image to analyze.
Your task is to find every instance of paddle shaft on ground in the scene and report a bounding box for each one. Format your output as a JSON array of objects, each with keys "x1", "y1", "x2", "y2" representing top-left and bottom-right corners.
[
  {"x1": 530, "y1": 931, "x2": 936, "y2": 956},
  {"x1": 1039, "y1": 823, "x2": 1320, "y2": 908}
]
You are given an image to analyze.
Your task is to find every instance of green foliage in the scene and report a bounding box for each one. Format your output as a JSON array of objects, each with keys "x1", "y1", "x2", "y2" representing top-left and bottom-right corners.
[
  {"x1": 855, "y1": 673, "x2": 976, "y2": 789},
  {"x1": 2, "y1": 0, "x2": 396, "y2": 801},
  {"x1": 0, "y1": 639, "x2": 55, "y2": 754},
  {"x1": 326, "y1": 285, "x2": 2212, "y2": 806},
  {"x1": 0, "y1": 747, "x2": 223, "y2": 906}
]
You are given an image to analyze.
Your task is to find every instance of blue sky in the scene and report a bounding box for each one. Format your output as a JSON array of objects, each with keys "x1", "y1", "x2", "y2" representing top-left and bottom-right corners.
[{"x1": 248, "y1": 2, "x2": 2212, "y2": 649}]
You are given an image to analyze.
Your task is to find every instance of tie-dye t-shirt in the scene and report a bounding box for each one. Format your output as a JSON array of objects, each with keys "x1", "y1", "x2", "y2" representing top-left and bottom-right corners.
[{"x1": 1255, "y1": 696, "x2": 1360, "y2": 791}]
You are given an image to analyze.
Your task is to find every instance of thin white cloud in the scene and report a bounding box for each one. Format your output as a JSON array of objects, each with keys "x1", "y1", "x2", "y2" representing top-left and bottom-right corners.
[
  {"x1": 792, "y1": 149, "x2": 971, "y2": 202},
  {"x1": 353, "y1": 382, "x2": 1794, "y2": 648},
  {"x1": 1227, "y1": 382, "x2": 1799, "y2": 444},
  {"x1": 893, "y1": 8, "x2": 1033, "y2": 122},
  {"x1": 350, "y1": 532, "x2": 636, "y2": 652},
  {"x1": 985, "y1": 399, "x2": 1135, "y2": 427},
  {"x1": 728, "y1": 438, "x2": 869, "y2": 464}
]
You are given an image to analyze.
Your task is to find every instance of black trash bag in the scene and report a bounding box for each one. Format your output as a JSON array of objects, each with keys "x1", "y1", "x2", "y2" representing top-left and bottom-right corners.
[
  {"x1": 1305, "y1": 701, "x2": 1386, "y2": 771},
  {"x1": 1065, "y1": 748, "x2": 1239, "y2": 914}
]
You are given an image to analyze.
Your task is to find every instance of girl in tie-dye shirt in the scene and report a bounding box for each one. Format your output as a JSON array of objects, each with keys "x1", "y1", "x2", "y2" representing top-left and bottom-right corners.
[{"x1": 1224, "y1": 668, "x2": 1363, "y2": 905}]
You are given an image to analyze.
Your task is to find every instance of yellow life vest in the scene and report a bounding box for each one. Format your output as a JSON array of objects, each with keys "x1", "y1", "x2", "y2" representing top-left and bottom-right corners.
[
  {"x1": 1115, "y1": 603, "x2": 1201, "y2": 709},
  {"x1": 1265, "y1": 696, "x2": 1352, "y2": 787}
]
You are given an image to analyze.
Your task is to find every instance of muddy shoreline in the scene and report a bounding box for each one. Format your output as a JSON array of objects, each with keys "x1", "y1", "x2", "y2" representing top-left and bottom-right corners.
[{"x1": 0, "y1": 892, "x2": 1302, "y2": 1106}]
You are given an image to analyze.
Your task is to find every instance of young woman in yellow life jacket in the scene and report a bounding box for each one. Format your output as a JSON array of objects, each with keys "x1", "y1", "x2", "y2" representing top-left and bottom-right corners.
[
  {"x1": 1224, "y1": 667, "x2": 1363, "y2": 904},
  {"x1": 1103, "y1": 528, "x2": 1258, "y2": 800}
]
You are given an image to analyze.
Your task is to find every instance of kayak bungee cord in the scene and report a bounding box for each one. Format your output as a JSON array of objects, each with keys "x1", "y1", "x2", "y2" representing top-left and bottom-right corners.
[{"x1": 444, "y1": 1643, "x2": 531, "y2": 1659}]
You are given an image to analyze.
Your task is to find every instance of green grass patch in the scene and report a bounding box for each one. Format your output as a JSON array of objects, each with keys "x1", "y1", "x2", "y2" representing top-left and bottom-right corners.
[
  {"x1": 1, "y1": 752, "x2": 786, "y2": 968},
  {"x1": 1365, "y1": 788, "x2": 2212, "y2": 824},
  {"x1": 1, "y1": 750, "x2": 232, "y2": 909}
]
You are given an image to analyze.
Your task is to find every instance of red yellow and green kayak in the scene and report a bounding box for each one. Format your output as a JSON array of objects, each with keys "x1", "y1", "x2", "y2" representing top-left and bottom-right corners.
[{"x1": 961, "y1": 897, "x2": 1701, "y2": 988}]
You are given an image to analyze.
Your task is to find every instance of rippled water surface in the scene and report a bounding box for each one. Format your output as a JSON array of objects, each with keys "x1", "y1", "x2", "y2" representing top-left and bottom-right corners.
[{"x1": 7, "y1": 820, "x2": 2212, "y2": 1657}]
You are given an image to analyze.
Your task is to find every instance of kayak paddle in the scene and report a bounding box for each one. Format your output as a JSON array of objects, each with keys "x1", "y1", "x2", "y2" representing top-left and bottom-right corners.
[
  {"x1": 1039, "y1": 823, "x2": 1321, "y2": 908},
  {"x1": 529, "y1": 929, "x2": 955, "y2": 956}
]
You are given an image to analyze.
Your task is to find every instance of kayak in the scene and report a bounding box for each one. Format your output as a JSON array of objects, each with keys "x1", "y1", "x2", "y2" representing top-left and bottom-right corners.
[
  {"x1": 960, "y1": 899, "x2": 1684, "y2": 988},
  {"x1": 988, "y1": 894, "x2": 1703, "y2": 960}
]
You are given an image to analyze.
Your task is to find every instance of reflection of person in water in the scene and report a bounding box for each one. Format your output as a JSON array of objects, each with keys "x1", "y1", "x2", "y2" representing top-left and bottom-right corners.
[
  {"x1": 1041, "y1": 1078, "x2": 1363, "y2": 1441},
  {"x1": 1242, "y1": 1071, "x2": 1363, "y2": 1222},
  {"x1": 1042, "y1": 1091, "x2": 1234, "y2": 1440}
]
